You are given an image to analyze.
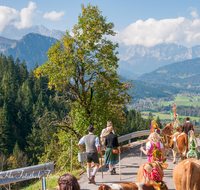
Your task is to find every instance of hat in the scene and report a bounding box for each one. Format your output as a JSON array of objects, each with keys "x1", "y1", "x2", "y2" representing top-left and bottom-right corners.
[{"x1": 87, "y1": 124, "x2": 95, "y2": 131}]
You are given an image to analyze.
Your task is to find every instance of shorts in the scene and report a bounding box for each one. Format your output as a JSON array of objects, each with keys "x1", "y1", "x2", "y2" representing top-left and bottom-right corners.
[{"x1": 86, "y1": 152, "x2": 99, "y2": 164}]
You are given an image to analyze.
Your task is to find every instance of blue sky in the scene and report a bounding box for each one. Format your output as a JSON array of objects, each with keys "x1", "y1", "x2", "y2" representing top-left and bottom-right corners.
[{"x1": 1, "y1": 0, "x2": 200, "y2": 47}]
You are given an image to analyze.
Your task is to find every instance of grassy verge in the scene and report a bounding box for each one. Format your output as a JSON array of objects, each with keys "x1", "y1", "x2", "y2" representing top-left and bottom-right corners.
[{"x1": 21, "y1": 170, "x2": 81, "y2": 190}]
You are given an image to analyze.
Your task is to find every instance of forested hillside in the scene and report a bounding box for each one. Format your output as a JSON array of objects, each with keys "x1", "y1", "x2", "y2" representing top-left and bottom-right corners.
[
  {"x1": 0, "y1": 53, "x2": 69, "y2": 170},
  {"x1": 138, "y1": 58, "x2": 200, "y2": 89}
]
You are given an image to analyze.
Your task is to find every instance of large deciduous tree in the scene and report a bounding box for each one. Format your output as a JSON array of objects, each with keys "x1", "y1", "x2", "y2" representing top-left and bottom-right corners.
[{"x1": 35, "y1": 4, "x2": 133, "y2": 137}]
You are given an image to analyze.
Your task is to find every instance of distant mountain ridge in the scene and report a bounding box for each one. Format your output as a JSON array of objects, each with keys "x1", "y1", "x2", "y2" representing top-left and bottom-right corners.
[
  {"x1": 0, "y1": 36, "x2": 17, "y2": 52},
  {"x1": 138, "y1": 57, "x2": 200, "y2": 89},
  {"x1": 3, "y1": 33, "x2": 57, "y2": 71},
  {"x1": 0, "y1": 25, "x2": 64, "y2": 40},
  {"x1": 118, "y1": 43, "x2": 200, "y2": 76}
]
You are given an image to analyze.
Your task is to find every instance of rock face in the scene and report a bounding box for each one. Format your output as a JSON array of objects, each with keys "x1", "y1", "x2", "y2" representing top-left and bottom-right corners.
[{"x1": 118, "y1": 43, "x2": 200, "y2": 76}]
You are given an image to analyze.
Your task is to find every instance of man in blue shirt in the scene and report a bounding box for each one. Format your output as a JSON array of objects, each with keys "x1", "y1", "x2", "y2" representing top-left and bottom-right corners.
[{"x1": 78, "y1": 124, "x2": 102, "y2": 184}]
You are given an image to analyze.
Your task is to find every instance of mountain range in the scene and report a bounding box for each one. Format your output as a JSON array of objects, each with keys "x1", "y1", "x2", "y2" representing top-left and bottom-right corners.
[
  {"x1": 0, "y1": 25, "x2": 64, "y2": 40},
  {"x1": 1, "y1": 29, "x2": 200, "y2": 91},
  {"x1": 118, "y1": 43, "x2": 200, "y2": 76}
]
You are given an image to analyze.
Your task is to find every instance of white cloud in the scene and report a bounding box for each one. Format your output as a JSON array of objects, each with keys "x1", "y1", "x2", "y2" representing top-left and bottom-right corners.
[
  {"x1": 112, "y1": 9, "x2": 200, "y2": 47},
  {"x1": 43, "y1": 11, "x2": 65, "y2": 21},
  {"x1": 0, "y1": 6, "x2": 19, "y2": 33},
  {"x1": 0, "y1": 2, "x2": 37, "y2": 33},
  {"x1": 190, "y1": 7, "x2": 198, "y2": 19},
  {"x1": 13, "y1": 1, "x2": 37, "y2": 29}
]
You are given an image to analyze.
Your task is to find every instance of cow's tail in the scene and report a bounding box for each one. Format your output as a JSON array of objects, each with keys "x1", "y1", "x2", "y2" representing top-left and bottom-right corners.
[{"x1": 186, "y1": 162, "x2": 193, "y2": 190}]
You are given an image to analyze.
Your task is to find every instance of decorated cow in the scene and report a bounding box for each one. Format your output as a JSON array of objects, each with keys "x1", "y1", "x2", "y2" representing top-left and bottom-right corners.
[{"x1": 137, "y1": 161, "x2": 168, "y2": 183}]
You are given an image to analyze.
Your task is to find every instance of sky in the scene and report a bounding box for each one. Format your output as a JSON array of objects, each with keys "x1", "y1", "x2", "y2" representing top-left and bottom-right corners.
[{"x1": 1, "y1": 0, "x2": 200, "y2": 47}]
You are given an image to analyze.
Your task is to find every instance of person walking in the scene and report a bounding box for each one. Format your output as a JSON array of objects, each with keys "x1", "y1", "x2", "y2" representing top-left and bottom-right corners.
[
  {"x1": 104, "y1": 125, "x2": 121, "y2": 175},
  {"x1": 100, "y1": 121, "x2": 115, "y2": 148},
  {"x1": 100, "y1": 121, "x2": 115, "y2": 168},
  {"x1": 140, "y1": 132, "x2": 165, "y2": 163},
  {"x1": 78, "y1": 124, "x2": 102, "y2": 184},
  {"x1": 187, "y1": 130, "x2": 200, "y2": 159},
  {"x1": 181, "y1": 117, "x2": 194, "y2": 135}
]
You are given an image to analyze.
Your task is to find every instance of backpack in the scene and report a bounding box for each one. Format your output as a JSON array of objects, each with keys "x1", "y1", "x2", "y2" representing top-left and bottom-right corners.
[{"x1": 100, "y1": 128, "x2": 110, "y2": 146}]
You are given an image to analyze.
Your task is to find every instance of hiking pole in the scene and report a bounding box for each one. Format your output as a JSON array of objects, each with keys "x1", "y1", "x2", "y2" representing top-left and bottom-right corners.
[
  {"x1": 140, "y1": 143, "x2": 143, "y2": 166},
  {"x1": 119, "y1": 152, "x2": 121, "y2": 180},
  {"x1": 101, "y1": 154, "x2": 103, "y2": 178}
]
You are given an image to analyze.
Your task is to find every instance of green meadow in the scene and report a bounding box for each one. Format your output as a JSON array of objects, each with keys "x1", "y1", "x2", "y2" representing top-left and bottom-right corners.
[
  {"x1": 161, "y1": 95, "x2": 200, "y2": 107},
  {"x1": 141, "y1": 111, "x2": 200, "y2": 122}
]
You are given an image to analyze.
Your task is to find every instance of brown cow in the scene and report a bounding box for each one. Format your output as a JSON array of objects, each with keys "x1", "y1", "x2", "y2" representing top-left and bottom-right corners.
[
  {"x1": 98, "y1": 181, "x2": 168, "y2": 190},
  {"x1": 170, "y1": 132, "x2": 188, "y2": 164},
  {"x1": 173, "y1": 158, "x2": 200, "y2": 190},
  {"x1": 137, "y1": 161, "x2": 168, "y2": 183},
  {"x1": 162, "y1": 123, "x2": 173, "y2": 156}
]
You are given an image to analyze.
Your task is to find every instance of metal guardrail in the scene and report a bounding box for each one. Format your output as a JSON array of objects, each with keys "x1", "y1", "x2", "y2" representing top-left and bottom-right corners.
[
  {"x1": 194, "y1": 128, "x2": 200, "y2": 133},
  {"x1": 118, "y1": 130, "x2": 150, "y2": 143},
  {"x1": 0, "y1": 162, "x2": 54, "y2": 189},
  {"x1": 118, "y1": 128, "x2": 200, "y2": 143}
]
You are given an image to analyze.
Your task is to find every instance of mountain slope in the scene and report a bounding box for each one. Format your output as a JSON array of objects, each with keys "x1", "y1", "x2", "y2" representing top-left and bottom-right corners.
[
  {"x1": 4, "y1": 33, "x2": 57, "y2": 71},
  {"x1": 138, "y1": 58, "x2": 200, "y2": 88}
]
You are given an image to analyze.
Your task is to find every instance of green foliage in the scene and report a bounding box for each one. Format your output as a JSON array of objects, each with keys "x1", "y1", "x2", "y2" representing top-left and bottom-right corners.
[{"x1": 156, "y1": 116, "x2": 163, "y2": 129}]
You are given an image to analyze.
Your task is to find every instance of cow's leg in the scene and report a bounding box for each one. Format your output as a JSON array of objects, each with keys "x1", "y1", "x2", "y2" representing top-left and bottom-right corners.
[
  {"x1": 179, "y1": 152, "x2": 182, "y2": 162},
  {"x1": 172, "y1": 149, "x2": 177, "y2": 164}
]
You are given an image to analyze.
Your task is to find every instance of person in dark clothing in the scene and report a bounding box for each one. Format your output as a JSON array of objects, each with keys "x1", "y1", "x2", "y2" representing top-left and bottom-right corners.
[
  {"x1": 104, "y1": 126, "x2": 121, "y2": 175},
  {"x1": 78, "y1": 124, "x2": 102, "y2": 184},
  {"x1": 181, "y1": 117, "x2": 194, "y2": 135}
]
